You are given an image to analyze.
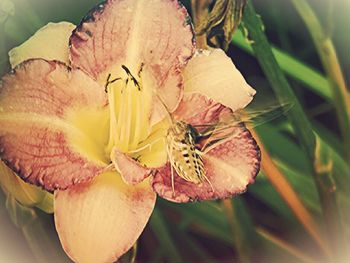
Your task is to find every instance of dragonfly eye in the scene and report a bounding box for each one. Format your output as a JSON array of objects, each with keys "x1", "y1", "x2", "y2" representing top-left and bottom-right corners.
[{"x1": 187, "y1": 124, "x2": 200, "y2": 138}]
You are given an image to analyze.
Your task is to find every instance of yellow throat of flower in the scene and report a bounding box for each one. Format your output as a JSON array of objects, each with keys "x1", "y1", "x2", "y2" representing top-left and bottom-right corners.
[{"x1": 65, "y1": 65, "x2": 168, "y2": 168}]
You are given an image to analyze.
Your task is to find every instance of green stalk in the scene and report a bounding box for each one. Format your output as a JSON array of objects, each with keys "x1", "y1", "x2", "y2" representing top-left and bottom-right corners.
[
  {"x1": 243, "y1": 1, "x2": 315, "y2": 162},
  {"x1": 291, "y1": 0, "x2": 350, "y2": 163},
  {"x1": 222, "y1": 199, "x2": 250, "y2": 263},
  {"x1": 232, "y1": 30, "x2": 333, "y2": 101},
  {"x1": 149, "y1": 207, "x2": 182, "y2": 263},
  {"x1": 21, "y1": 212, "x2": 70, "y2": 263},
  {"x1": 313, "y1": 135, "x2": 348, "y2": 262},
  {"x1": 4, "y1": 193, "x2": 69, "y2": 263},
  {"x1": 242, "y1": 2, "x2": 343, "y2": 260},
  {"x1": 256, "y1": 227, "x2": 317, "y2": 263}
]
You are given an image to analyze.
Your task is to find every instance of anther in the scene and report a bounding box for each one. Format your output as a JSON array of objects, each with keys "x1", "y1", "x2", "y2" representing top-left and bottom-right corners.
[
  {"x1": 138, "y1": 62, "x2": 144, "y2": 77},
  {"x1": 104, "y1": 73, "x2": 121, "y2": 93},
  {"x1": 121, "y1": 65, "x2": 141, "y2": 91}
]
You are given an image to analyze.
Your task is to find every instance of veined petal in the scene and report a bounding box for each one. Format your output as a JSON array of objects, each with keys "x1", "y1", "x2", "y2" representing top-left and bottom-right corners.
[
  {"x1": 183, "y1": 49, "x2": 256, "y2": 112},
  {"x1": 70, "y1": 0, "x2": 194, "y2": 121},
  {"x1": 152, "y1": 93, "x2": 260, "y2": 202},
  {"x1": 54, "y1": 172, "x2": 156, "y2": 263},
  {"x1": 0, "y1": 59, "x2": 108, "y2": 191},
  {"x1": 9, "y1": 22, "x2": 75, "y2": 68},
  {"x1": 173, "y1": 92, "x2": 227, "y2": 126}
]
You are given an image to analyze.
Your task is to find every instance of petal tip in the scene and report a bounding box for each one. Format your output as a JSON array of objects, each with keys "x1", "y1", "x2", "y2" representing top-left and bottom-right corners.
[
  {"x1": 111, "y1": 148, "x2": 155, "y2": 186},
  {"x1": 54, "y1": 172, "x2": 156, "y2": 263},
  {"x1": 9, "y1": 21, "x2": 75, "y2": 68}
]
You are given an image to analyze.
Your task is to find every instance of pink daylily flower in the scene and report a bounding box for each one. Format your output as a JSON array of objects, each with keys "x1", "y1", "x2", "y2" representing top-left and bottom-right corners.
[{"x1": 0, "y1": 0, "x2": 260, "y2": 262}]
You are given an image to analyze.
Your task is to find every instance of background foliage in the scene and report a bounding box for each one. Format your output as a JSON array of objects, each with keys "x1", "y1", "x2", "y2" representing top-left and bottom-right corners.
[{"x1": 0, "y1": 0, "x2": 349, "y2": 262}]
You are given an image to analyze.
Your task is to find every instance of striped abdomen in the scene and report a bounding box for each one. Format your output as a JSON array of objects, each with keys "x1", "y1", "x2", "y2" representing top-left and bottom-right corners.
[{"x1": 166, "y1": 121, "x2": 205, "y2": 184}]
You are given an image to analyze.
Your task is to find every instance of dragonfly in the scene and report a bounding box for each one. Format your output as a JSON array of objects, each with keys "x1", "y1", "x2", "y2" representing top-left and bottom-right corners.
[{"x1": 163, "y1": 99, "x2": 292, "y2": 195}]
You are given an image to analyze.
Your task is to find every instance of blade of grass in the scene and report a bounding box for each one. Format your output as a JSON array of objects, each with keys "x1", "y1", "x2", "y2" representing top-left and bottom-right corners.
[
  {"x1": 4, "y1": 196, "x2": 69, "y2": 263},
  {"x1": 232, "y1": 30, "x2": 334, "y2": 101},
  {"x1": 243, "y1": 2, "x2": 316, "y2": 159},
  {"x1": 165, "y1": 199, "x2": 320, "y2": 263},
  {"x1": 313, "y1": 135, "x2": 348, "y2": 262},
  {"x1": 161, "y1": 201, "x2": 232, "y2": 244},
  {"x1": 249, "y1": 174, "x2": 298, "y2": 220},
  {"x1": 291, "y1": 0, "x2": 350, "y2": 163},
  {"x1": 251, "y1": 130, "x2": 330, "y2": 256},
  {"x1": 149, "y1": 207, "x2": 182, "y2": 263},
  {"x1": 242, "y1": 2, "x2": 343, "y2": 259},
  {"x1": 257, "y1": 121, "x2": 349, "y2": 199},
  {"x1": 256, "y1": 227, "x2": 317, "y2": 263},
  {"x1": 21, "y1": 212, "x2": 70, "y2": 263},
  {"x1": 273, "y1": 162, "x2": 321, "y2": 215},
  {"x1": 222, "y1": 199, "x2": 250, "y2": 263},
  {"x1": 173, "y1": 226, "x2": 216, "y2": 262}
]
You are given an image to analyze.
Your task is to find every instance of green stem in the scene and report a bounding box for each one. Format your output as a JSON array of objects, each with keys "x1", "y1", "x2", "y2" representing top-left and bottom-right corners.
[
  {"x1": 149, "y1": 207, "x2": 182, "y2": 263},
  {"x1": 21, "y1": 212, "x2": 70, "y2": 263},
  {"x1": 313, "y1": 135, "x2": 348, "y2": 262},
  {"x1": 291, "y1": 0, "x2": 350, "y2": 164},
  {"x1": 222, "y1": 199, "x2": 250, "y2": 263},
  {"x1": 243, "y1": 1, "x2": 316, "y2": 162},
  {"x1": 242, "y1": 1, "x2": 343, "y2": 260},
  {"x1": 232, "y1": 29, "x2": 335, "y2": 101},
  {"x1": 256, "y1": 227, "x2": 317, "y2": 263},
  {"x1": 3, "y1": 191, "x2": 69, "y2": 263}
]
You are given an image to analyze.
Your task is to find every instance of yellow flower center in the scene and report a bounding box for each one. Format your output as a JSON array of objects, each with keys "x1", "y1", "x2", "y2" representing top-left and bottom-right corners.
[
  {"x1": 103, "y1": 65, "x2": 169, "y2": 167},
  {"x1": 105, "y1": 65, "x2": 152, "y2": 154},
  {"x1": 65, "y1": 65, "x2": 168, "y2": 168}
]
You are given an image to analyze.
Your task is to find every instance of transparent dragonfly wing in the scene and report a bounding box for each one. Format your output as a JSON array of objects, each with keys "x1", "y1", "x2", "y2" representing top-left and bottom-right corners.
[
  {"x1": 194, "y1": 102, "x2": 293, "y2": 153},
  {"x1": 194, "y1": 102, "x2": 293, "y2": 135}
]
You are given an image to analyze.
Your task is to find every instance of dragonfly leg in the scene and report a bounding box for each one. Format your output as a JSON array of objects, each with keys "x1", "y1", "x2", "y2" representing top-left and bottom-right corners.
[
  {"x1": 202, "y1": 173, "x2": 214, "y2": 194},
  {"x1": 171, "y1": 163, "x2": 175, "y2": 197}
]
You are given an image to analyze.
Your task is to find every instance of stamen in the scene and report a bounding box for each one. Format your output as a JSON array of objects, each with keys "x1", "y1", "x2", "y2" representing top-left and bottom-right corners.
[
  {"x1": 115, "y1": 80, "x2": 128, "y2": 151},
  {"x1": 137, "y1": 63, "x2": 144, "y2": 78},
  {"x1": 105, "y1": 64, "x2": 152, "y2": 155},
  {"x1": 122, "y1": 65, "x2": 141, "y2": 90},
  {"x1": 120, "y1": 81, "x2": 133, "y2": 150},
  {"x1": 104, "y1": 73, "x2": 121, "y2": 93},
  {"x1": 132, "y1": 91, "x2": 143, "y2": 148},
  {"x1": 106, "y1": 81, "x2": 119, "y2": 153}
]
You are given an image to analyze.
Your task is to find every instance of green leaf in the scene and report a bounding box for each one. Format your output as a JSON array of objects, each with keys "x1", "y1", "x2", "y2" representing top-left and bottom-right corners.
[
  {"x1": 5, "y1": 194, "x2": 36, "y2": 228},
  {"x1": 222, "y1": 197, "x2": 259, "y2": 263},
  {"x1": 149, "y1": 207, "x2": 183, "y2": 263},
  {"x1": 243, "y1": 2, "x2": 316, "y2": 162},
  {"x1": 232, "y1": 30, "x2": 332, "y2": 101},
  {"x1": 21, "y1": 211, "x2": 71, "y2": 263},
  {"x1": 291, "y1": 0, "x2": 350, "y2": 163},
  {"x1": 162, "y1": 201, "x2": 232, "y2": 244}
]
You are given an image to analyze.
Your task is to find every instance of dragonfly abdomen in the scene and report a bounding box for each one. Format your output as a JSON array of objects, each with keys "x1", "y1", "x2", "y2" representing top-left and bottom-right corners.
[{"x1": 166, "y1": 121, "x2": 206, "y2": 185}]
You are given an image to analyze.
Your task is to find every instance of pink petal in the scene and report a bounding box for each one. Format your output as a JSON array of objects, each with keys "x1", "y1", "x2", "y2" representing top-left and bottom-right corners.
[
  {"x1": 151, "y1": 93, "x2": 260, "y2": 202},
  {"x1": 173, "y1": 92, "x2": 229, "y2": 126},
  {"x1": 70, "y1": 0, "x2": 194, "y2": 118},
  {"x1": 183, "y1": 49, "x2": 256, "y2": 112},
  {"x1": 111, "y1": 147, "x2": 156, "y2": 185},
  {"x1": 54, "y1": 172, "x2": 156, "y2": 263},
  {"x1": 0, "y1": 59, "x2": 107, "y2": 191}
]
